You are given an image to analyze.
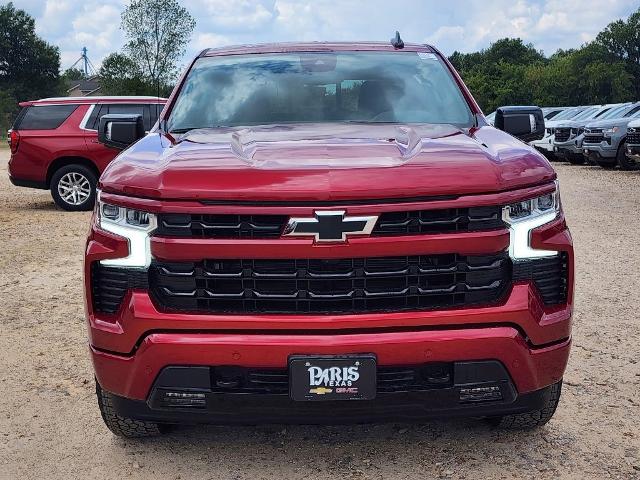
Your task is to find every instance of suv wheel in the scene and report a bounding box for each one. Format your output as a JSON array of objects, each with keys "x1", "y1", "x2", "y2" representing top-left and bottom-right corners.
[
  {"x1": 617, "y1": 142, "x2": 638, "y2": 170},
  {"x1": 96, "y1": 382, "x2": 164, "y2": 438},
  {"x1": 50, "y1": 164, "x2": 97, "y2": 211},
  {"x1": 488, "y1": 380, "x2": 562, "y2": 429}
]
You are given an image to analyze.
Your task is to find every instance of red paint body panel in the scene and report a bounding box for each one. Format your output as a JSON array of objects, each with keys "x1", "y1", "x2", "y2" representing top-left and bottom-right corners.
[
  {"x1": 92, "y1": 330, "x2": 571, "y2": 401},
  {"x1": 98, "y1": 126, "x2": 555, "y2": 202}
]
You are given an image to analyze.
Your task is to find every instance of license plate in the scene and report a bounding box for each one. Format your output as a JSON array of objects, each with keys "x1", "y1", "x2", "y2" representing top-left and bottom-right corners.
[{"x1": 289, "y1": 355, "x2": 376, "y2": 401}]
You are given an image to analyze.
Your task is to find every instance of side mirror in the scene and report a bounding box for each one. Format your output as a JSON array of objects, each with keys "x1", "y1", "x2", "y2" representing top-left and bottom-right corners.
[
  {"x1": 98, "y1": 114, "x2": 145, "y2": 150},
  {"x1": 494, "y1": 106, "x2": 545, "y2": 142}
]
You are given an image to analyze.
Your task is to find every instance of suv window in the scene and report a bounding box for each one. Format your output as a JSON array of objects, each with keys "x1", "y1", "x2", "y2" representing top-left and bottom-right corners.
[
  {"x1": 16, "y1": 105, "x2": 78, "y2": 130},
  {"x1": 168, "y1": 51, "x2": 474, "y2": 131},
  {"x1": 85, "y1": 103, "x2": 162, "y2": 131}
]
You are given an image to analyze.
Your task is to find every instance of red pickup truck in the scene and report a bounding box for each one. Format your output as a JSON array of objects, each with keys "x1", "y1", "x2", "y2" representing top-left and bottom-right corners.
[
  {"x1": 86, "y1": 40, "x2": 573, "y2": 437},
  {"x1": 8, "y1": 96, "x2": 166, "y2": 210}
]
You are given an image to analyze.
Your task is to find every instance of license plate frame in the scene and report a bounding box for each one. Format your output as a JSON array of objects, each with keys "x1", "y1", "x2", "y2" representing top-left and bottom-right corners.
[{"x1": 289, "y1": 354, "x2": 377, "y2": 402}]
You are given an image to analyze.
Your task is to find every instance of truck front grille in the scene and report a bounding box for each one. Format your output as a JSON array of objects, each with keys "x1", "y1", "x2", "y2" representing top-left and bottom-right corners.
[
  {"x1": 583, "y1": 129, "x2": 604, "y2": 144},
  {"x1": 149, "y1": 253, "x2": 511, "y2": 314},
  {"x1": 154, "y1": 206, "x2": 505, "y2": 239},
  {"x1": 627, "y1": 129, "x2": 640, "y2": 145},
  {"x1": 554, "y1": 128, "x2": 571, "y2": 143}
]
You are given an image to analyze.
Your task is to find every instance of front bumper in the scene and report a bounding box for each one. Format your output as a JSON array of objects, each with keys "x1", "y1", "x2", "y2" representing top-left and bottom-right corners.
[
  {"x1": 553, "y1": 138, "x2": 583, "y2": 159},
  {"x1": 92, "y1": 326, "x2": 570, "y2": 402},
  {"x1": 531, "y1": 135, "x2": 554, "y2": 153},
  {"x1": 582, "y1": 142, "x2": 617, "y2": 159},
  {"x1": 103, "y1": 360, "x2": 565, "y2": 425}
]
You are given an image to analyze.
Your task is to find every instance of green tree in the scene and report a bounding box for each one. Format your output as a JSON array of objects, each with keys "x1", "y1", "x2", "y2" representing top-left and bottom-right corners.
[
  {"x1": 450, "y1": 38, "x2": 545, "y2": 112},
  {"x1": 61, "y1": 67, "x2": 85, "y2": 82},
  {"x1": 595, "y1": 7, "x2": 640, "y2": 97},
  {"x1": 99, "y1": 53, "x2": 172, "y2": 96},
  {"x1": 121, "y1": 0, "x2": 196, "y2": 87},
  {"x1": 0, "y1": 2, "x2": 60, "y2": 133}
]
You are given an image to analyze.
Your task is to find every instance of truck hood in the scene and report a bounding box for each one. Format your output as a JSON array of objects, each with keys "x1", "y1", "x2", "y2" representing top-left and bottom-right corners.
[
  {"x1": 99, "y1": 123, "x2": 555, "y2": 202},
  {"x1": 554, "y1": 120, "x2": 585, "y2": 128},
  {"x1": 585, "y1": 117, "x2": 633, "y2": 129}
]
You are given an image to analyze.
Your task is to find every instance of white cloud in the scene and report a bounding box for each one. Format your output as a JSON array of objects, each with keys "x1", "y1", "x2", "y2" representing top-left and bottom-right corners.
[{"x1": 17, "y1": 0, "x2": 640, "y2": 73}]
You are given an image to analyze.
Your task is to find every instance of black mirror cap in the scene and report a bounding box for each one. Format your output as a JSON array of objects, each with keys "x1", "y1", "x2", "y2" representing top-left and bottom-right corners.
[
  {"x1": 494, "y1": 106, "x2": 545, "y2": 142},
  {"x1": 98, "y1": 114, "x2": 145, "y2": 150}
]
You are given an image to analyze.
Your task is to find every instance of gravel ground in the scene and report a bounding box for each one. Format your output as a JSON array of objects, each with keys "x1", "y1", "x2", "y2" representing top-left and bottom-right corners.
[{"x1": 1, "y1": 148, "x2": 639, "y2": 480}]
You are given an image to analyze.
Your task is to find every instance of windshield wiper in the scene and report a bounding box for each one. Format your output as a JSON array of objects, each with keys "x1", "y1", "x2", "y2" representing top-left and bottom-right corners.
[{"x1": 169, "y1": 127, "x2": 201, "y2": 134}]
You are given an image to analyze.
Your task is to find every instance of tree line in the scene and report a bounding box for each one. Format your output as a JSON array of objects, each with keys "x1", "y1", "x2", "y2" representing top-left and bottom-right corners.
[
  {"x1": 449, "y1": 9, "x2": 640, "y2": 112},
  {"x1": 0, "y1": 2, "x2": 639, "y2": 134}
]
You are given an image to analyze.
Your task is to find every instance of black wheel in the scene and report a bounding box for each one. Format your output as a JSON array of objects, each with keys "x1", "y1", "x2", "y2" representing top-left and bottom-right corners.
[
  {"x1": 488, "y1": 381, "x2": 562, "y2": 430},
  {"x1": 596, "y1": 158, "x2": 617, "y2": 170},
  {"x1": 50, "y1": 164, "x2": 97, "y2": 211},
  {"x1": 96, "y1": 382, "x2": 164, "y2": 438},
  {"x1": 617, "y1": 142, "x2": 638, "y2": 170}
]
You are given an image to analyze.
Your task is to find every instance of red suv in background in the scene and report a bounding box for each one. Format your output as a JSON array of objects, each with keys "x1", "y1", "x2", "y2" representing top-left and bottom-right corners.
[{"x1": 8, "y1": 96, "x2": 166, "y2": 211}]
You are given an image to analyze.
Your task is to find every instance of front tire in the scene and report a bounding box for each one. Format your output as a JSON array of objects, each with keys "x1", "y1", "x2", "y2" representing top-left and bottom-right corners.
[
  {"x1": 50, "y1": 164, "x2": 97, "y2": 211},
  {"x1": 488, "y1": 380, "x2": 562, "y2": 430},
  {"x1": 617, "y1": 142, "x2": 638, "y2": 170},
  {"x1": 96, "y1": 382, "x2": 164, "y2": 438}
]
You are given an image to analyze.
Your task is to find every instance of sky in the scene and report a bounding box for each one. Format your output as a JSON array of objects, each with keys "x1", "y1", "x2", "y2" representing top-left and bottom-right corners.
[{"x1": 17, "y1": 0, "x2": 640, "y2": 73}]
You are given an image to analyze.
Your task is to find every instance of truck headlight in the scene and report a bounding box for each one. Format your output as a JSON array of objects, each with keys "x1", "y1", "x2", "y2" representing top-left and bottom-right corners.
[
  {"x1": 603, "y1": 126, "x2": 618, "y2": 137},
  {"x1": 96, "y1": 192, "x2": 156, "y2": 268},
  {"x1": 503, "y1": 182, "x2": 560, "y2": 259}
]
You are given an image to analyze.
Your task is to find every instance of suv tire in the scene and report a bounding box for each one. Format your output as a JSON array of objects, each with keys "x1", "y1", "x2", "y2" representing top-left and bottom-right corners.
[
  {"x1": 96, "y1": 382, "x2": 164, "y2": 438},
  {"x1": 617, "y1": 142, "x2": 638, "y2": 170},
  {"x1": 488, "y1": 380, "x2": 562, "y2": 429},
  {"x1": 50, "y1": 164, "x2": 97, "y2": 211}
]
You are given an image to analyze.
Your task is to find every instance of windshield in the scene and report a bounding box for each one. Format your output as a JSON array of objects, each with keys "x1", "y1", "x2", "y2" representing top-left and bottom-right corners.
[
  {"x1": 572, "y1": 107, "x2": 599, "y2": 120},
  {"x1": 544, "y1": 109, "x2": 563, "y2": 120},
  {"x1": 552, "y1": 108, "x2": 583, "y2": 121},
  {"x1": 624, "y1": 105, "x2": 640, "y2": 118},
  {"x1": 599, "y1": 104, "x2": 629, "y2": 120},
  {"x1": 167, "y1": 51, "x2": 475, "y2": 132}
]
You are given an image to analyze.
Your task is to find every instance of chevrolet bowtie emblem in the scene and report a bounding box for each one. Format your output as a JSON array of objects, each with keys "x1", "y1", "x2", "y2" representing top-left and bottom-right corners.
[
  {"x1": 309, "y1": 387, "x2": 333, "y2": 395},
  {"x1": 283, "y1": 210, "x2": 378, "y2": 242}
]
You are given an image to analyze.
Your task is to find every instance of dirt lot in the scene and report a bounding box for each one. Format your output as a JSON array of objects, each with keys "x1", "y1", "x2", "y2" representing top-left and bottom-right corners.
[{"x1": 0, "y1": 147, "x2": 639, "y2": 480}]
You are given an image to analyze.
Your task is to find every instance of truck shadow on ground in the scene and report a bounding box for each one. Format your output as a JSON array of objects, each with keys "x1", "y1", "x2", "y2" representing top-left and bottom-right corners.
[{"x1": 111, "y1": 420, "x2": 572, "y2": 475}]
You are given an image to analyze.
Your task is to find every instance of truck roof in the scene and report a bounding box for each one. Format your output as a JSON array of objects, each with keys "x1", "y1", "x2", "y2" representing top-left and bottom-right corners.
[
  {"x1": 202, "y1": 41, "x2": 436, "y2": 57},
  {"x1": 19, "y1": 96, "x2": 168, "y2": 107}
]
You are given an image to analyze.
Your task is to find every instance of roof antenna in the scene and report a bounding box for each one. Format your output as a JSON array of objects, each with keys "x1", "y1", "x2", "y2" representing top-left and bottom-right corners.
[{"x1": 390, "y1": 31, "x2": 404, "y2": 49}]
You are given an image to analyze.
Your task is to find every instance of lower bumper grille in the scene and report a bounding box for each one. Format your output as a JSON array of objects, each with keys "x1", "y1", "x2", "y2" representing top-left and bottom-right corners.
[
  {"x1": 91, "y1": 264, "x2": 148, "y2": 314},
  {"x1": 512, "y1": 253, "x2": 569, "y2": 305},
  {"x1": 149, "y1": 253, "x2": 511, "y2": 314},
  {"x1": 207, "y1": 363, "x2": 454, "y2": 395}
]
